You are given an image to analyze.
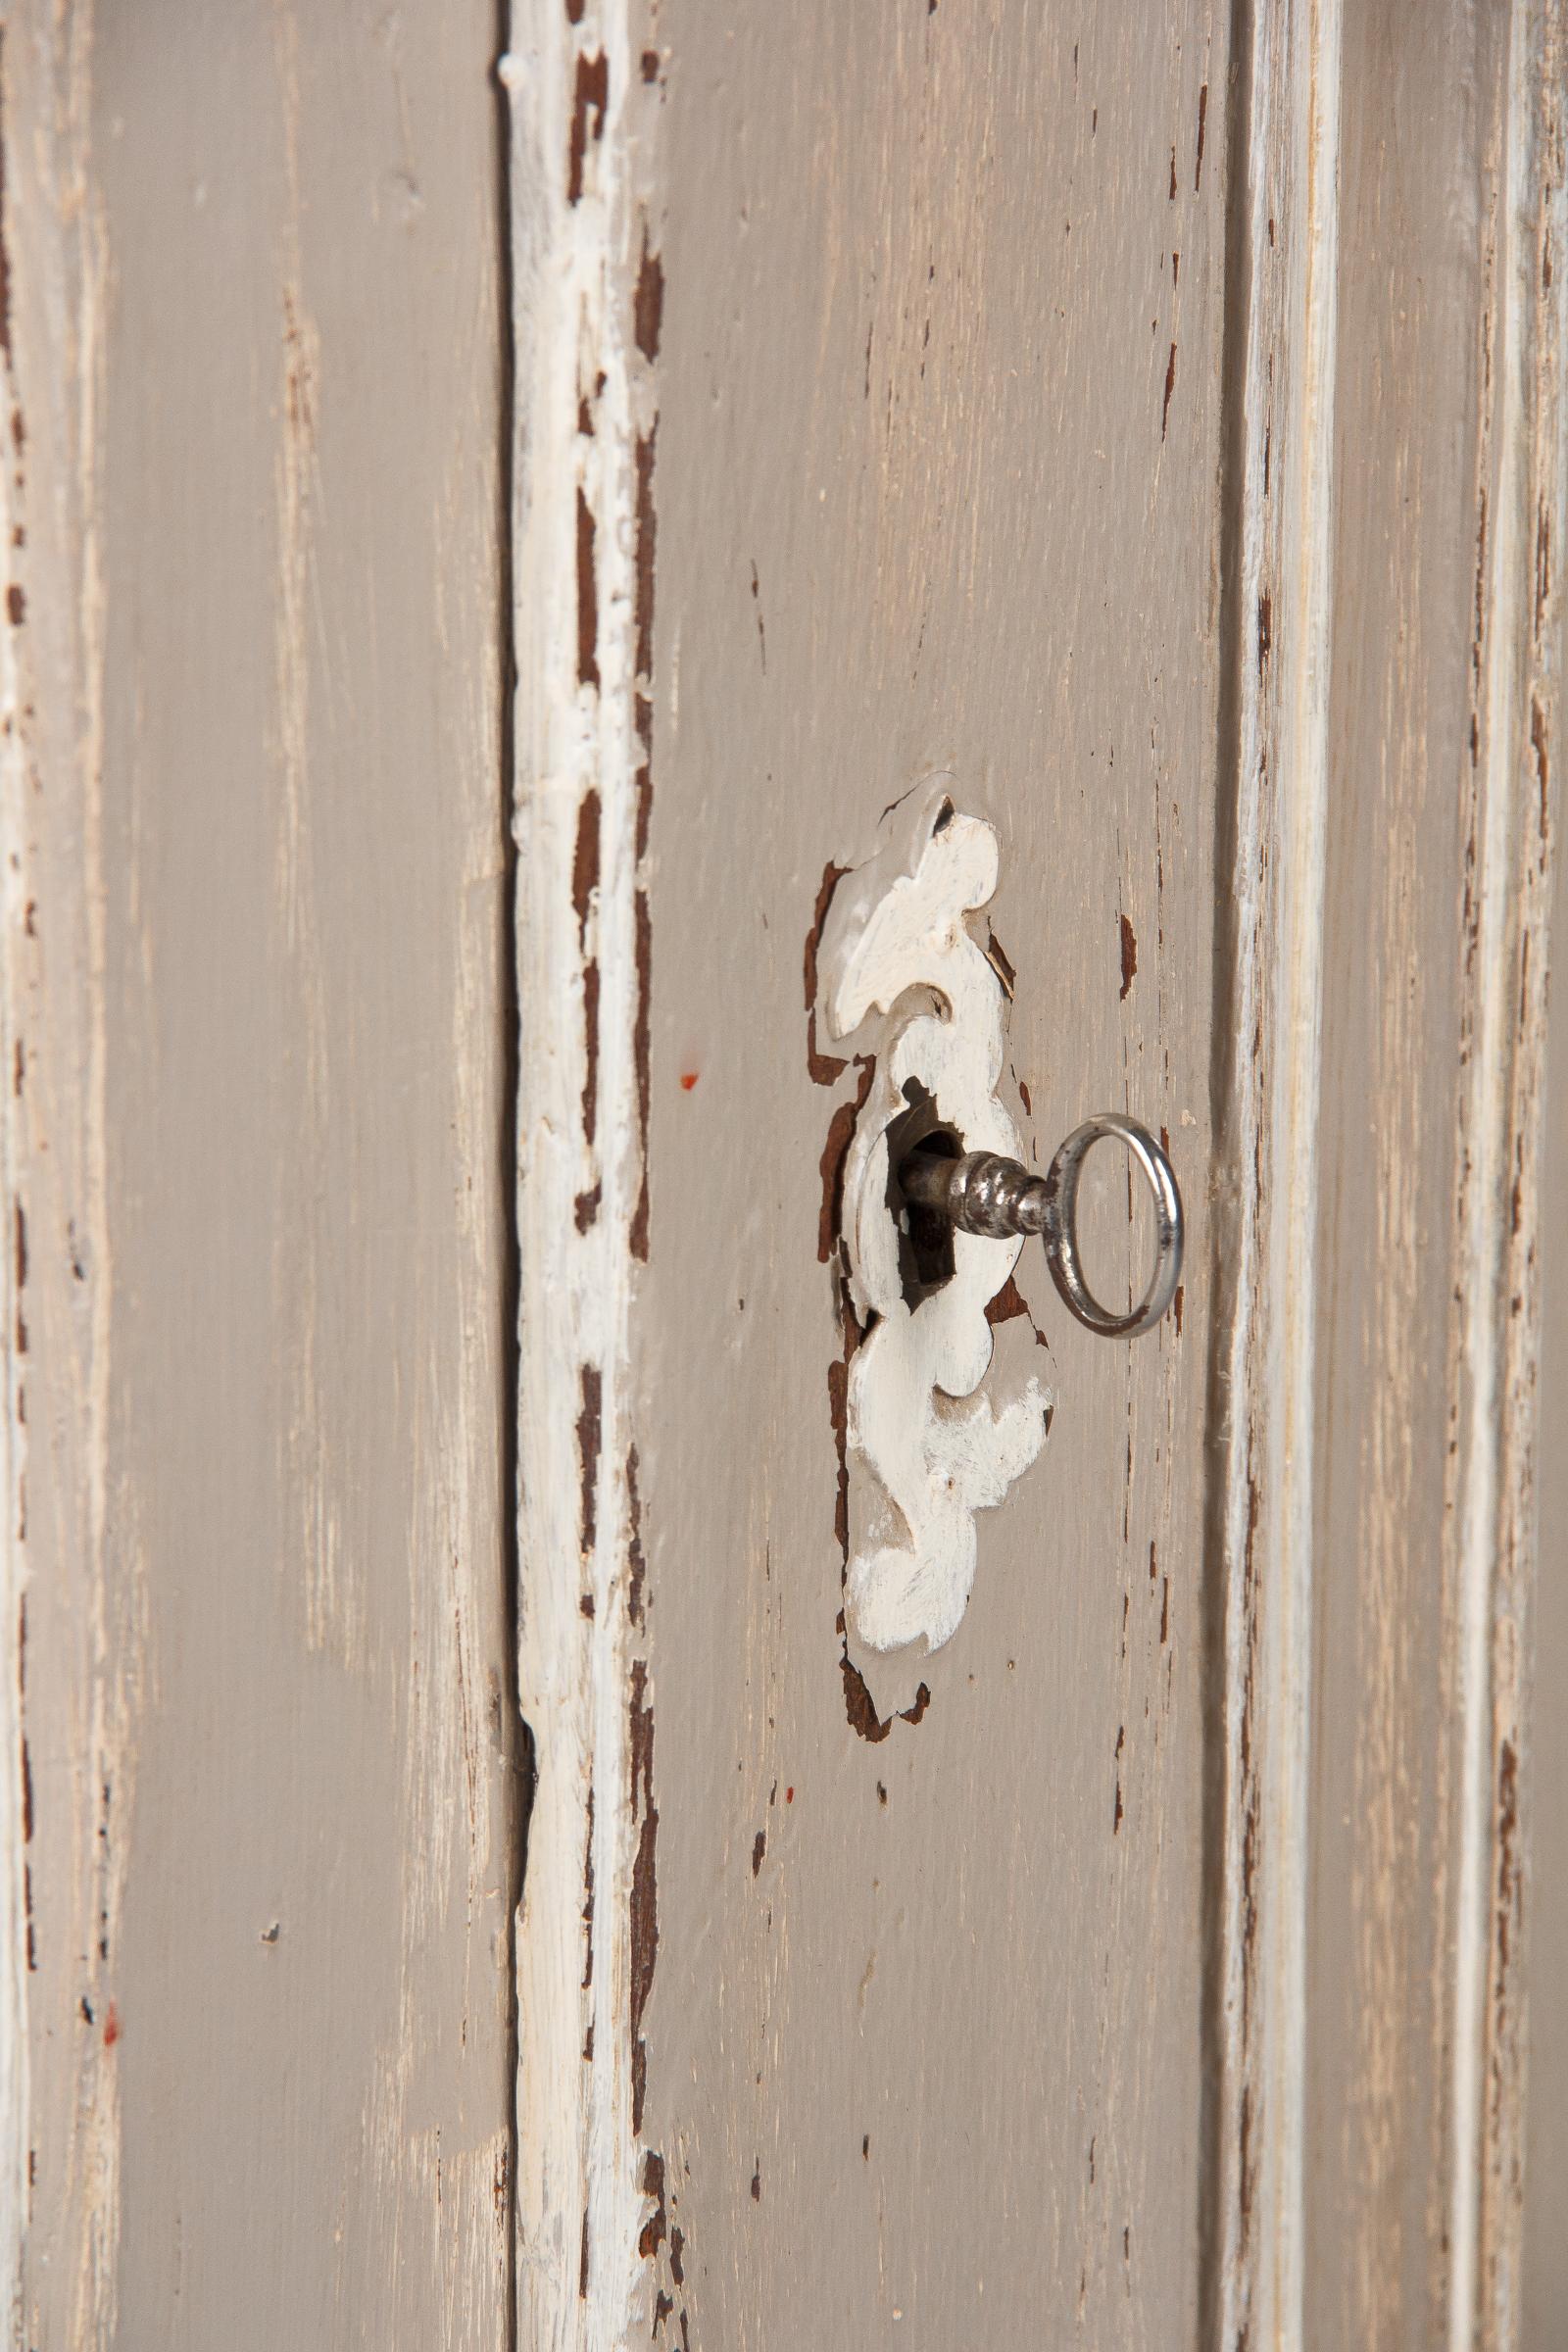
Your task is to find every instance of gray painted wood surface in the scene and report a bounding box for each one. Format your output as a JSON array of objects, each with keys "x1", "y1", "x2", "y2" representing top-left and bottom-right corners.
[
  {"x1": 5, "y1": 0, "x2": 1566, "y2": 2345},
  {"x1": 1303, "y1": 5, "x2": 1557, "y2": 2342},
  {"x1": 510, "y1": 2, "x2": 1568, "y2": 2346},
  {"x1": 634, "y1": 7, "x2": 1223, "y2": 2346},
  {"x1": 3, "y1": 6, "x2": 518, "y2": 2344}
]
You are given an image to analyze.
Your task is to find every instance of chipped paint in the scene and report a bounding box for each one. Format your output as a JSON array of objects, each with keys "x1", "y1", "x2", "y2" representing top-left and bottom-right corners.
[
  {"x1": 505, "y1": 0, "x2": 663, "y2": 2343},
  {"x1": 816, "y1": 784, "x2": 1051, "y2": 1708},
  {"x1": 0, "y1": 10, "x2": 125, "y2": 2339}
]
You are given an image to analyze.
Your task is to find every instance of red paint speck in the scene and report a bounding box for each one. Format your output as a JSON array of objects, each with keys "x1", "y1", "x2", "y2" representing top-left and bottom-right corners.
[
  {"x1": 785, "y1": 1787, "x2": 794, "y2": 1804},
  {"x1": 679, "y1": 1071, "x2": 699, "y2": 1092},
  {"x1": 103, "y1": 2002, "x2": 121, "y2": 2047}
]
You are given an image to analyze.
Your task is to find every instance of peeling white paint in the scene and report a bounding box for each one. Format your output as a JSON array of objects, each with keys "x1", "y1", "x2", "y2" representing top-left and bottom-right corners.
[
  {"x1": 819, "y1": 784, "x2": 1051, "y2": 1682},
  {"x1": 506, "y1": 3, "x2": 661, "y2": 2347}
]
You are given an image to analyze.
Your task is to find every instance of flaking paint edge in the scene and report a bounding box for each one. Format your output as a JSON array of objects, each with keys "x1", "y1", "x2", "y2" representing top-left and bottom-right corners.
[
  {"x1": 0, "y1": 14, "x2": 124, "y2": 2344},
  {"x1": 506, "y1": 6, "x2": 663, "y2": 2348},
  {"x1": 818, "y1": 792, "x2": 1051, "y2": 1681}
]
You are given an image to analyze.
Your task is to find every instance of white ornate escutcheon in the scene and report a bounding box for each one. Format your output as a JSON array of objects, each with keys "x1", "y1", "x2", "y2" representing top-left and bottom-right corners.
[{"x1": 817, "y1": 781, "x2": 1053, "y2": 1690}]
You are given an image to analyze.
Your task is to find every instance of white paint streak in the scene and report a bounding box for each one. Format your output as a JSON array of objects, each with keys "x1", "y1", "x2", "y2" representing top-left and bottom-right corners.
[
  {"x1": 1220, "y1": 5, "x2": 1340, "y2": 2342},
  {"x1": 507, "y1": 4, "x2": 657, "y2": 2346},
  {"x1": 820, "y1": 785, "x2": 1050, "y2": 1674},
  {"x1": 1449, "y1": 5, "x2": 1568, "y2": 2339}
]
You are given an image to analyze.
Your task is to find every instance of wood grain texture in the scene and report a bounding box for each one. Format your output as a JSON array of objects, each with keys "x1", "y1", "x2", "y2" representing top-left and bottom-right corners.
[
  {"x1": 1298, "y1": 5, "x2": 1567, "y2": 2346},
  {"x1": 1205, "y1": 5, "x2": 1568, "y2": 2346},
  {"x1": 1301, "y1": 1, "x2": 1499, "y2": 2330},
  {"x1": 0, "y1": 14, "x2": 113, "y2": 2338},
  {"x1": 630, "y1": 6, "x2": 1226, "y2": 2344},
  {"x1": 508, "y1": 6, "x2": 1568, "y2": 2348},
  {"x1": 3, "y1": 1, "x2": 1560, "y2": 2343},
  {"x1": 1209, "y1": 2, "x2": 1341, "y2": 2337},
  {"x1": 1458, "y1": 17, "x2": 1567, "y2": 2333},
  {"x1": 1525, "y1": 769, "x2": 1568, "y2": 2350},
  {"x1": 4, "y1": 6, "x2": 519, "y2": 2343}
]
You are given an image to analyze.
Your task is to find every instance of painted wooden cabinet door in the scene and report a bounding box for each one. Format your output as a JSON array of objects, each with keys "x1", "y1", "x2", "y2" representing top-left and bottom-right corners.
[{"x1": 4, "y1": 3, "x2": 1567, "y2": 2349}]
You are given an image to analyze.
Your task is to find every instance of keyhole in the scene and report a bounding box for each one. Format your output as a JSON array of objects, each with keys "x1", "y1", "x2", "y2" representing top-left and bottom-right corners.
[{"x1": 885, "y1": 1083, "x2": 962, "y2": 1309}]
